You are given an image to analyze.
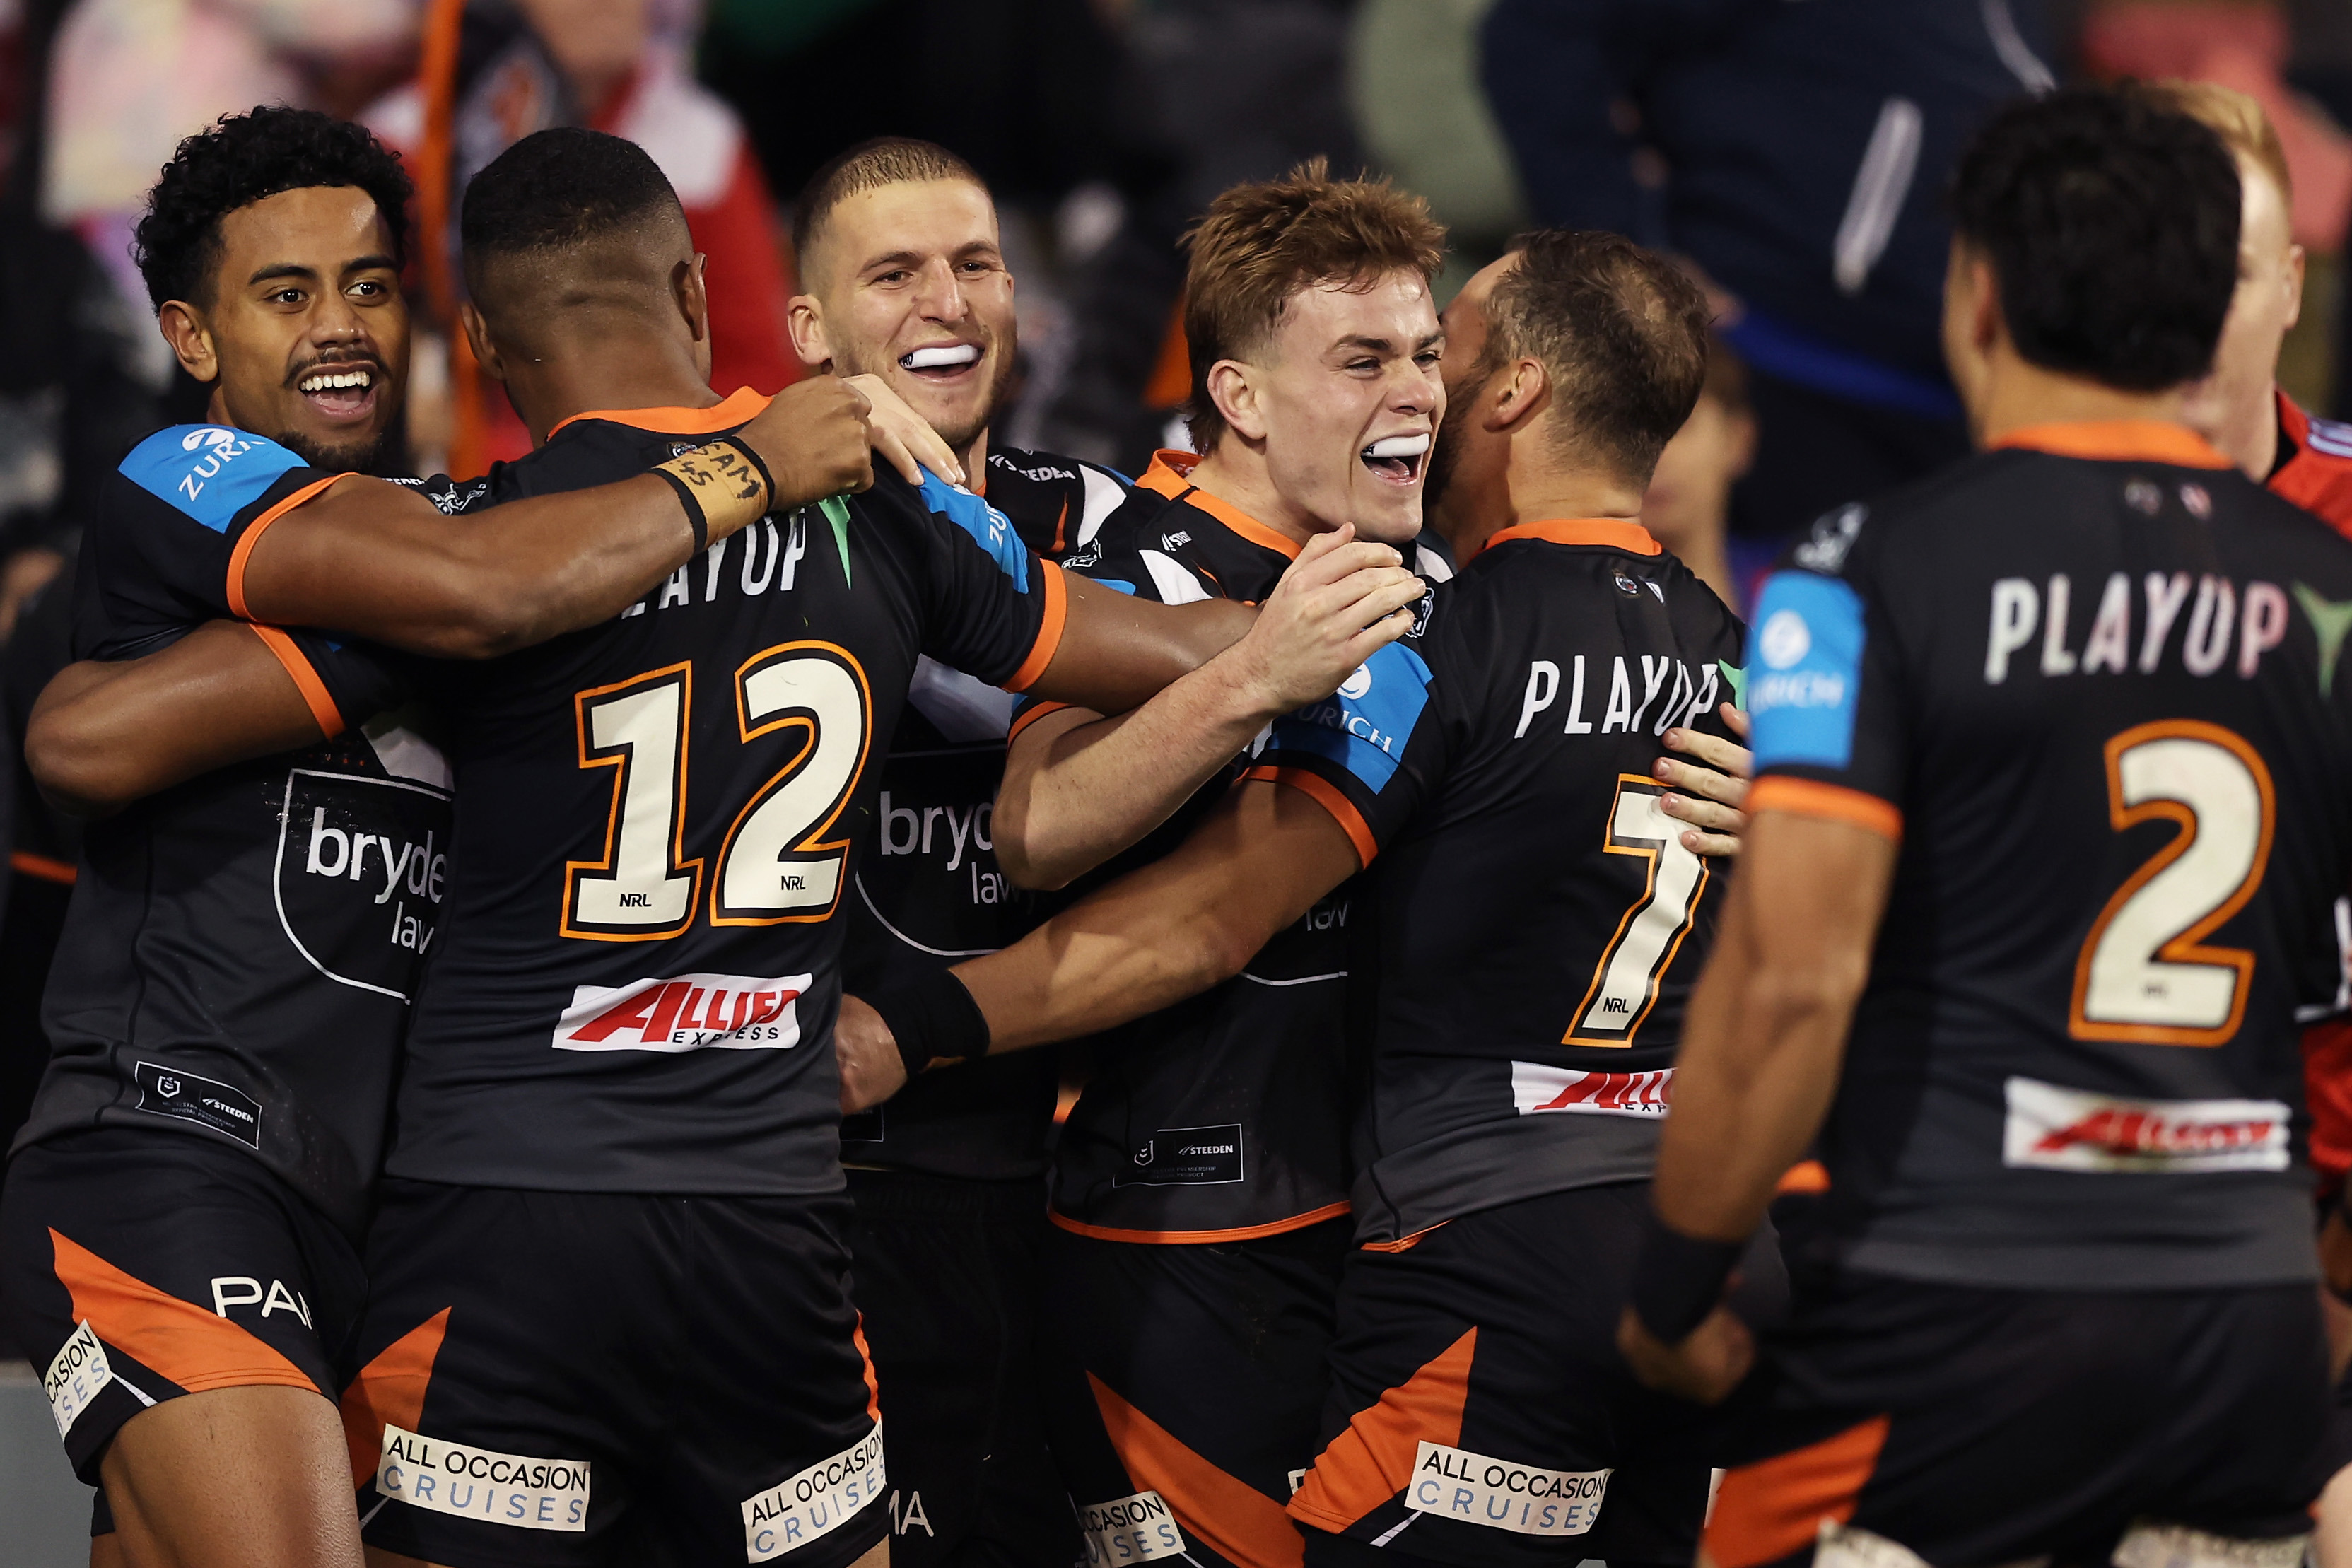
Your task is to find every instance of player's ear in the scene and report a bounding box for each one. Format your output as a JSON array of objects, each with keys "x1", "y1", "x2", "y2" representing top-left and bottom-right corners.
[
  {"x1": 156, "y1": 300, "x2": 217, "y2": 384},
  {"x1": 2286, "y1": 242, "x2": 2307, "y2": 334},
  {"x1": 786, "y1": 292, "x2": 831, "y2": 372},
  {"x1": 458, "y1": 300, "x2": 508, "y2": 386},
  {"x1": 1208, "y1": 360, "x2": 1265, "y2": 445},
  {"x1": 676, "y1": 253, "x2": 710, "y2": 345},
  {"x1": 1487, "y1": 356, "x2": 1549, "y2": 434}
]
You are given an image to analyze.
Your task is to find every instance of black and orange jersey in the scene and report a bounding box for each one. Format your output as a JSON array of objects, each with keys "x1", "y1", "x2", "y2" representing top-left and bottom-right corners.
[
  {"x1": 389, "y1": 392, "x2": 1070, "y2": 1197},
  {"x1": 1041, "y1": 451, "x2": 1361, "y2": 1242},
  {"x1": 1748, "y1": 421, "x2": 2352, "y2": 1290},
  {"x1": 1251, "y1": 519, "x2": 1745, "y2": 1244},
  {"x1": 838, "y1": 444, "x2": 1130, "y2": 1180},
  {"x1": 16, "y1": 423, "x2": 476, "y2": 1236}
]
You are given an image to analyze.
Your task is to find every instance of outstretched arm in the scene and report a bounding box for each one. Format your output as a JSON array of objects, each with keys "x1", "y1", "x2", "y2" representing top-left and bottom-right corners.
[
  {"x1": 996, "y1": 528, "x2": 1426, "y2": 889},
  {"x1": 1617, "y1": 807, "x2": 1896, "y2": 1402},
  {"x1": 29, "y1": 621, "x2": 327, "y2": 817},
  {"x1": 837, "y1": 778, "x2": 1362, "y2": 1111},
  {"x1": 238, "y1": 377, "x2": 878, "y2": 659}
]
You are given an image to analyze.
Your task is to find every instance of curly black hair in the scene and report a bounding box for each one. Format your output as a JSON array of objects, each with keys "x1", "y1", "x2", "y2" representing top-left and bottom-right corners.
[{"x1": 131, "y1": 106, "x2": 412, "y2": 311}]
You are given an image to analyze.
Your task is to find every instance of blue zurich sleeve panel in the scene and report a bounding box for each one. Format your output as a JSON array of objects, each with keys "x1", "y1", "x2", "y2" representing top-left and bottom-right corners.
[
  {"x1": 1266, "y1": 641, "x2": 1435, "y2": 792},
  {"x1": 1748, "y1": 571, "x2": 1866, "y2": 771},
  {"x1": 918, "y1": 468, "x2": 1029, "y2": 590},
  {"x1": 119, "y1": 426, "x2": 307, "y2": 532}
]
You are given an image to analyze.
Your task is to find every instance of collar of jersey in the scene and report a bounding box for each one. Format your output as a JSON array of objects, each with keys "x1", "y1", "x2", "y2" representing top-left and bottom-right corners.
[
  {"x1": 1987, "y1": 419, "x2": 2231, "y2": 469},
  {"x1": 544, "y1": 385, "x2": 772, "y2": 440},
  {"x1": 1137, "y1": 450, "x2": 1304, "y2": 559},
  {"x1": 1475, "y1": 517, "x2": 1661, "y2": 559}
]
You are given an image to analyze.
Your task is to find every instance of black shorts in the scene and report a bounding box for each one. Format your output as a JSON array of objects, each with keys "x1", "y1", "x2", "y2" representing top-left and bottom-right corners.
[
  {"x1": 0, "y1": 1127, "x2": 363, "y2": 1484},
  {"x1": 1293, "y1": 1182, "x2": 1773, "y2": 1568},
  {"x1": 1043, "y1": 1214, "x2": 1347, "y2": 1568},
  {"x1": 843, "y1": 1168, "x2": 1072, "y2": 1566},
  {"x1": 349, "y1": 1179, "x2": 888, "y2": 1568},
  {"x1": 1707, "y1": 1268, "x2": 2329, "y2": 1568}
]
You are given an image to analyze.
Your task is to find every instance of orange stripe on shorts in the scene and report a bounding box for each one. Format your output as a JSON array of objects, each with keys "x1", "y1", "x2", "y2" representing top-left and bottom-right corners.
[
  {"x1": 1089, "y1": 1372, "x2": 1303, "y2": 1568},
  {"x1": 1287, "y1": 1327, "x2": 1477, "y2": 1533},
  {"x1": 339, "y1": 1307, "x2": 451, "y2": 1488},
  {"x1": 51, "y1": 1229, "x2": 319, "y2": 1397},
  {"x1": 1705, "y1": 1414, "x2": 1892, "y2": 1568}
]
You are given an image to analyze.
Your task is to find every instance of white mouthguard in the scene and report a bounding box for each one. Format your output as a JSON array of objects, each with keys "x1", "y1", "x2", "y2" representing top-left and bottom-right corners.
[
  {"x1": 903, "y1": 344, "x2": 980, "y2": 370},
  {"x1": 1364, "y1": 433, "x2": 1431, "y2": 460}
]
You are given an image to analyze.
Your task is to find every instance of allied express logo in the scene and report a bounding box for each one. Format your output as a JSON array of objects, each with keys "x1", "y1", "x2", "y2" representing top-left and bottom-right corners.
[{"x1": 551, "y1": 971, "x2": 810, "y2": 1053}]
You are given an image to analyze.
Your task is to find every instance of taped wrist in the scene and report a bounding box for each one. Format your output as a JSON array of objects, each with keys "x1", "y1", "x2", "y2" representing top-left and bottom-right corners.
[
  {"x1": 652, "y1": 438, "x2": 774, "y2": 551},
  {"x1": 1629, "y1": 1212, "x2": 1744, "y2": 1344},
  {"x1": 870, "y1": 969, "x2": 990, "y2": 1082}
]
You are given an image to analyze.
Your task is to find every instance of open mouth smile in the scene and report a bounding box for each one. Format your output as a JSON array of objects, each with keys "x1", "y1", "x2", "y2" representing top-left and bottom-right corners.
[
  {"x1": 294, "y1": 363, "x2": 380, "y2": 421},
  {"x1": 1362, "y1": 432, "x2": 1430, "y2": 485}
]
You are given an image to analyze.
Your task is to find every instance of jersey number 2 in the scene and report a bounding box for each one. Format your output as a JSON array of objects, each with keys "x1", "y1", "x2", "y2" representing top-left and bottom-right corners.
[
  {"x1": 1566, "y1": 777, "x2": 1712, "y2": 1046},
  {"x1": 2069, "y1": 720, "x2": 2274, "y2": 1046},
  {"x1": 563, "y1": 643, "x2": 872, "y2": 940}
]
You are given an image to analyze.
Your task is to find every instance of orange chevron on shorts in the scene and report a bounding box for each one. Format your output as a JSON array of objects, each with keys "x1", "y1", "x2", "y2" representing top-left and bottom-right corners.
[
  {"x1": 339, "y1": 1309, "x2": 450, "y2": 1488},
  {"x1": 1706, "y1": 1415, "x2": 1891, "y2": 1568},
  {"x1": 50, "y1": 1229, "x2": 319, "y2": 1398},
  {"x1": 1088, "y1": 1371, "x2": 1304, "y2": 1568},
  {"x1": 1287, "y1": 1326, "x2": 1476, "y2": 1533}
]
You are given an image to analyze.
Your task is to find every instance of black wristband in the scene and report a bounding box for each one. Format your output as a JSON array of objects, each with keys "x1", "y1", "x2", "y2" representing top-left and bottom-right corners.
[
  {"x1": 653, "y1": 466, "x2": 709, "y2": 554},
  {"x1": 1629, "y1": 1212, "x2": 1745, "y2": 1345},
  {"x1": 870, "y1": 969, "x2": 990, "y2": 1083},
  {"x1": 711, "y1": 434, "x2": 776, "y2": 513}
]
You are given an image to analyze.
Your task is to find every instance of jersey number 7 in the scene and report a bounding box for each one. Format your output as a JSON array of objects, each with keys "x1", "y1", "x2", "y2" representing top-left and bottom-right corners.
[
  {"x1": 1566, "y1": 777, "x2": 1714, "y2": 1046},
  {"x1": 562, "y1": 642, "x2": 874, "y2": 940},
  {"x1": 2070, "y1": 720, "x2": 2274, "y2": 1046}
]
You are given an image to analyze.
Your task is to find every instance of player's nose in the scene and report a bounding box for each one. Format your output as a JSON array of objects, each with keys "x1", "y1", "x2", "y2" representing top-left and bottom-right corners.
[{"x1": 914, "y1": 257, "x2": 969, "y2": 322}]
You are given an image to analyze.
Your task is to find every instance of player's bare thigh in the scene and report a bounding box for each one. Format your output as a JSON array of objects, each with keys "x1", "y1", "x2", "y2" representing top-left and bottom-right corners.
[
  {"x1": 363, "y1": 1539, "x2": 893, "y2": 1567},
  {"x1": 98, "y1": 1384, "x2": 363, "y2": 1568}
]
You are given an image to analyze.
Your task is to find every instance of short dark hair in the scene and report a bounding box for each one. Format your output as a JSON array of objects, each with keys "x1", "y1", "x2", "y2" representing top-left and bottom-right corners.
[
  {"x1": 1951, "y1": 85, "x2": 2241, "y2": 392},
  {"x1": 462, "y1": 127, "x2": 684, "y2": 276},
  {"x1": 1486, "y1": 230, "x2": 1710, "y2": 483},
  {"x1": 133, "y1": 106, "x2": 412, "y2": 311},
  {"x1": 793, "y1": 136, "x2": 984, "y2": 265}
]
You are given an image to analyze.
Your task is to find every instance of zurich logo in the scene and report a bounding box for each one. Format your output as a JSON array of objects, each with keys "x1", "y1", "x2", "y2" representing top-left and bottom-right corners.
[
  {"x1": 1759, "y1": 609, "x2": 1811, "y2": 670},
  {"x1": 1338, "y1": 665, "x2": 1374, "y2": 700},
  {"x1": 181, "y1": 427, "x2": 238, "y2": 452}
]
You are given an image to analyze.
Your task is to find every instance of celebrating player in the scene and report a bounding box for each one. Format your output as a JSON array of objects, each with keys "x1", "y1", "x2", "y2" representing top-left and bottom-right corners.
[
  {"x1": 840, "y1": 214, "x2": 1757, "y2": 1564},
  {"x1": 1622, "y1": 86, "x2": 2352, "y2": 1568},
  {"x1": 0, "y1": 107, "x2": 881, "y2": 1568},
  {"x1": 781, "y1": 136, "x2": 1419, "y2": 1563}
]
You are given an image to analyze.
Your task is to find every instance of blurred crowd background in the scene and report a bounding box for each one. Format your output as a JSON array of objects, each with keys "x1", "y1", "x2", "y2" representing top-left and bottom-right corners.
[{"x1": 0, "y1": 0, "x2": 2348, "y2": 1156}]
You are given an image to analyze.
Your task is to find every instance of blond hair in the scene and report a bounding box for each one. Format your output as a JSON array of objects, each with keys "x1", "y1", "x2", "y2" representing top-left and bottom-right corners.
[{"x1": 2140, "y1": 79, "x2": 2292, "y2": 206}]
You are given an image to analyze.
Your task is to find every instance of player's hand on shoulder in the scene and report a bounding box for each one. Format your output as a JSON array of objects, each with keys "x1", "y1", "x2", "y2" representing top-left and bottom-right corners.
[
  {"x1": 1225, "y1": 524, "x2": 1426, "y2": 718},
  {"x1": 744, "y1": 376, "x2": 876, "y2": 508},
  {"x1": 1615, "y1": 1300, "x2": 1754, "y2": 1405},
  {"x1": 836, "y1": 993, "x2": 910, "y2": 1114},
  {"x1": 1656, "y1": 701, "x2": 1751, "y2": 858},
  {"x1": 838, "y1": 373, "x2": 964, "y2": 488}
]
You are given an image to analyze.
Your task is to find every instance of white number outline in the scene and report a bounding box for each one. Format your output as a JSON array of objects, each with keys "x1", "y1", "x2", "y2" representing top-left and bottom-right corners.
[
  {"x1": 712, "y1": 642, "x2": 872, "y2": 926},
  {"x1": 563, "y1": 663, "x2": 702, "y2": 941},
  {"x1": 1565, "y1": 776, "x2": 1712, "y2": 1046},
  {"x1": 2070, "y1": 720, "x2": 2274, "y2": 1047}
]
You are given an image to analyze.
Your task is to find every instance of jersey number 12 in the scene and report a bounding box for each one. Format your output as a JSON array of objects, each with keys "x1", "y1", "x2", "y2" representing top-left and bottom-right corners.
[{"x1": 563, "y1": 643, "x2": 872, "y2": 940}]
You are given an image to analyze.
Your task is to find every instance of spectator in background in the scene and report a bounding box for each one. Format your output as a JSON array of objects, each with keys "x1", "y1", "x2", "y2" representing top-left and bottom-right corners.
[
  {"x1": 1480, "y1": 0, "x2": 2056, "y2": 561},
  {"x1": 368, "y1": 0, "x2": 797, "y2": 468},
  {"x1": 1642, "y1": 339, "x2": 1753, "y2": 610}
]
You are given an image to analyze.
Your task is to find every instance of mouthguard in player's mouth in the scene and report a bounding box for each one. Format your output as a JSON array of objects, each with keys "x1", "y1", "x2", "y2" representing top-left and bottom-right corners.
[
  {"x1": 1362, "y1": 432, "x2": 1430, "y2": 484},
  {"x1": 901, "y1": 343, "x2": 981, "y2": 375},
  {"x1": 293, "y1": 362, "x2": 381, "y2": 421}
]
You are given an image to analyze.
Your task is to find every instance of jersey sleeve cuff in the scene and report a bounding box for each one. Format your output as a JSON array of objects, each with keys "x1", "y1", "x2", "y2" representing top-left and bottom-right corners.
[
  {"x1": 1242, "y1": 763, "x2": 1378, "y2": 867},
  {"x1": 1000, "y1": 556, "x2": 1070, "y2": 694},
  {"x1": 1007, "y1": 699, "x2": 1074, "y2": 746},
  {"x1": 247, "y1": 625, "x2": 348, "y2": 736},
  {"x1": 226, "y1": 473, "x2": 351, "y2": 619},
  {"x1": 1747, "y1": 776, "x2": 1902, "y2": 841}
]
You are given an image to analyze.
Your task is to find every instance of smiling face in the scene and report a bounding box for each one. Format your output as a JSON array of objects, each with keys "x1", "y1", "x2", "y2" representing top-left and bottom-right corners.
[
  {"x1": 1214, "y1": 269, "x2": 1443, "y2": 545},
  {"x1": 789, "y1": 178, "x2": 1016, "y2": 457},
  {"x1": 160, "y1": 184, "x2": 410, "y2": 474}
]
